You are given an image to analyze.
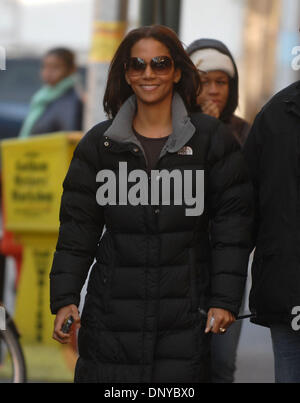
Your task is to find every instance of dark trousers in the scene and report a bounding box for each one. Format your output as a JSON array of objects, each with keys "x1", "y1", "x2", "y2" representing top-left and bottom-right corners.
[{"x1": 270, "y1": 324, "x2": 300, "y2": 383}]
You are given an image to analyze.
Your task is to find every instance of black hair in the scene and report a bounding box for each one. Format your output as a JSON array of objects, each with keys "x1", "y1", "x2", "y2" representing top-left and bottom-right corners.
[{"x1": 45, "y1": 47, "x2": 76, "y2": 71}]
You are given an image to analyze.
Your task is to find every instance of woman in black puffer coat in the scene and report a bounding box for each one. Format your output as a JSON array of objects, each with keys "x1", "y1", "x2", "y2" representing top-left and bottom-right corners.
[{"x1": 50, "y1": 25, "x2": 253, "y2": 383}]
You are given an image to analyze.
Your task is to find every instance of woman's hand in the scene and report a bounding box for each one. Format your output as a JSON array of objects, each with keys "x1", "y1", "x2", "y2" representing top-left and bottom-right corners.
[
  {"x1": 205, "y1": 308, "x2": 235, "y2": 334},
  {"x1": 201, "y1": 100, "x2": 220, "y2": 119},
  {"x1": 52, "y1": 304, "x2": 81, "y2": 344}
]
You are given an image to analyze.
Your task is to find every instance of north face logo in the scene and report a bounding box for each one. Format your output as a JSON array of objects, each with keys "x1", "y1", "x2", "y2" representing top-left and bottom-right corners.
[{"x1": 177, "y1": 146, "x2": 193, "y2": 156}]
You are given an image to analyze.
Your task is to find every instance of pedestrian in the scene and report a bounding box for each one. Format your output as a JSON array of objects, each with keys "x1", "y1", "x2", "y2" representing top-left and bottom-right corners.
[
  {"x1": 186, "y1": 39, "x2": 250, "y2": 147},
  {"x1": 243, "y1": 79, "x2": 300, "y2": 383},
  {"x1": 50, "y1": 25, "x2": 253, "y2": 383},
  {"x1": 19, "y1": 47, "x2": 83, "y2": 138},
  {"x1": 186, "y1": 38, "x2": 251, "y2": 383}
]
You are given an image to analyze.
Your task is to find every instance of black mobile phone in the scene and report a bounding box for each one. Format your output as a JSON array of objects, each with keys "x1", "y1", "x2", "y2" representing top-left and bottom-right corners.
[{"x1": 61, "y1": 316, "x2": 74, "y2": 334}]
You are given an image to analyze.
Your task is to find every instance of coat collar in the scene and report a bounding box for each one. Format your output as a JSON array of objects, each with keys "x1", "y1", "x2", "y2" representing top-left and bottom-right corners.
[{"x1": 103, "y1": 92, "x2": 196, "y2": 157}]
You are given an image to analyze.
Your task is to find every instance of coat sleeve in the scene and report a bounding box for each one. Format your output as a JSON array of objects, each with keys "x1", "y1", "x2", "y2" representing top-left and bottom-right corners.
[
  {"x1": 207, "y1": 121, "x2": 254, "y2": 316},
  {"x1": 49, "y1": 128, "x2": 105, "y2": 314}
]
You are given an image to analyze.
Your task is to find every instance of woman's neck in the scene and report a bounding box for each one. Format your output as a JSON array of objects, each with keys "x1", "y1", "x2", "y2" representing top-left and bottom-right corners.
[{"x1": 133, "y1": 98, "x2": 173, "y2": 138}]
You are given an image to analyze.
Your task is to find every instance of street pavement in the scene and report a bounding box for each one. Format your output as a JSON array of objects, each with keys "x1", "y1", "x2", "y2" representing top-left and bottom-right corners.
[
  {"x1": 235, "y1": 317, "x2": 274, "y2": 383},
  {"x1": 234, "y1": 258, "x2": 275, "y2": 383}
]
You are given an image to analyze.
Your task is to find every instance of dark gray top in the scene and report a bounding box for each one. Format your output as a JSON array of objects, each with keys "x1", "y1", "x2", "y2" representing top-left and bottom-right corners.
[{"x1": 133, "y1": 129, "x2": 170, "y2": 172}]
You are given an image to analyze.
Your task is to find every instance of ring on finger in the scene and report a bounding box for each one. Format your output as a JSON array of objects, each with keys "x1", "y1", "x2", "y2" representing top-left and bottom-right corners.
[{"x1": 219, "y1": 327, "x2": 227, "y2": 333}]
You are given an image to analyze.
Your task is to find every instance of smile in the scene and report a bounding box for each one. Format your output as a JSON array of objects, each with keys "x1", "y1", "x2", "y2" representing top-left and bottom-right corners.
[{"x1": 140, "y1": 85, "x2": 160, "y2": 91}]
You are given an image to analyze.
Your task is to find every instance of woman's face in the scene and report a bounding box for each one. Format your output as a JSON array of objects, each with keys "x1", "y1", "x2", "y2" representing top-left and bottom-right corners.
[
  {"x1": 41, "y1": 54, "x2": 74, "y2": 86},
  {"x1": 197, "y1": 70, "x2": 230, "y2": 114},
  {"x1": 125, "y1": 38, "x2": 181, "y2": 107}
]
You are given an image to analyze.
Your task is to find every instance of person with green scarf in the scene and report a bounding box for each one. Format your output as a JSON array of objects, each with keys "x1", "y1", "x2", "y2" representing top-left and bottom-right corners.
[{"x1": 19, "y1": 48, "x2": 83, "y2": 138}]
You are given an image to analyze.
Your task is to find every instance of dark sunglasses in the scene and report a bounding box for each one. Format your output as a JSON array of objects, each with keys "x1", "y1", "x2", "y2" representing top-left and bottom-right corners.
[{"x1": 124, "y1": 56, "x2": 173, "y2": 76}]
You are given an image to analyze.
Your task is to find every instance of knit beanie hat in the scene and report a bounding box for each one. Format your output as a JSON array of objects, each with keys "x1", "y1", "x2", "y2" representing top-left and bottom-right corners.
[
  {"x1": 186, "y1": 38, "x2": 239, "y2": 122},
  {"x1": 189, "y1": 48, "x2": 235, "y2": 78}
]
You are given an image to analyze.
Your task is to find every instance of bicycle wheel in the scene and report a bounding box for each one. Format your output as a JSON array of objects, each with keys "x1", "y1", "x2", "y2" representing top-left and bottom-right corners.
[{"x1": 0, "y1": 318, "x2": 27, "y2": 383}]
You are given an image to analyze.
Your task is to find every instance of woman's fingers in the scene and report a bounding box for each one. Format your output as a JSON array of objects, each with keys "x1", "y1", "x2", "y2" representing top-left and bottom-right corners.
[
  {"x1": 52, "y1": 304, "x2": 81, "y2": 344},
  {"x1": 205, "y1": 308, "x2": 236, "y2": 334},
  {"x1": 71, "y1": 307, "x2": 81, "y2": 329},
  {"x1": 53, "y1": 315, "x2": 71, "y2": 343},
  {"x1": 201, "y1": 101, "x2": 220, "y2": 119},
  {"x1": 52, "y1": 330, "x2": 72, "y2": 344},
  {"x1": 205, "y1": 310, "x2": 214, "y2": 333}
]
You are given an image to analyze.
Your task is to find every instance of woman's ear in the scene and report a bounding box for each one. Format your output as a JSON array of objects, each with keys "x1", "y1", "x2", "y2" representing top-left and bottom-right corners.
[{"x1": 174, "y1": 68, "x2": 182, "y2": 84}]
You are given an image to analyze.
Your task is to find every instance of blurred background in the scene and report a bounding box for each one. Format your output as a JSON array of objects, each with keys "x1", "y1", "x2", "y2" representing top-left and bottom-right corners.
[
  {"x1": 1, "y1": 0, "x2": 300, "y2": 139},
  {"x1": 0, "y1": 0, "x2": 299, "y2": 383}
]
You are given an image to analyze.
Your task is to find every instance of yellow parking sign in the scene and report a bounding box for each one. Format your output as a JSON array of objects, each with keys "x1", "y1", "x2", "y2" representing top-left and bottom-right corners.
[{"x1": 1, "y1": 132, "x2": 82, "y2": 344}]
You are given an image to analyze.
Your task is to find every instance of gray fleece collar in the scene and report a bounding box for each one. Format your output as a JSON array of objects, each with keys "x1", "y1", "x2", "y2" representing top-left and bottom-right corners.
[{"x1": 104, "y1": 92, "x2": 196, "y2": 157}]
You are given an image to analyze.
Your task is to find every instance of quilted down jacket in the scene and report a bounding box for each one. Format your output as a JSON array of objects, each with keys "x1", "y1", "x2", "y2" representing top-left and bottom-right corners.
[{"x1": 50, "y1": 93, "x2": 253, "y2": 383}]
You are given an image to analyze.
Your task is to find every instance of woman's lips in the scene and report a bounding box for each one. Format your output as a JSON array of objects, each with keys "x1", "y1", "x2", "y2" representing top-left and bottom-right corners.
[{"x1": 140, "y1": 85, "x2": 160, "y2": 91}]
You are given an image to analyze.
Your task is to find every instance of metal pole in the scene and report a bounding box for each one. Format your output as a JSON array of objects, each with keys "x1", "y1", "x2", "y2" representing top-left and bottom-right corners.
[
  {"x1": 165, "y1": 0, "x2": 181, "y2": 34},
  {"x1": 140, "y1": 0, "x2": 155, "y2": 26},
  {"x1": 157, "y1": 0, "x2": 166, "y2": 25},
  {"x1": 140, "y1": 0, "x2": 181, "y2": 32},
  {"x1": 83, "y1": 0, "x2": 128, "y2": 131}
]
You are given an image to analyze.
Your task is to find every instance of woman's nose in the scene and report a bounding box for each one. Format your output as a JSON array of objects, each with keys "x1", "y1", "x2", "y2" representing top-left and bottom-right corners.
[
  {"x1": 142, "y1": 64, "x2": 155, "y2": 78},
  {"x1": 208, "y1": 82, "x2": 219, "y2": 94}
]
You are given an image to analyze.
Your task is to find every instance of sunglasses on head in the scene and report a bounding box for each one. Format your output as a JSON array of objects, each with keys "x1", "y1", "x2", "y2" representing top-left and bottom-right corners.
[{"x1": 124, "y1": 56, "x2": 174, "y2": 76}]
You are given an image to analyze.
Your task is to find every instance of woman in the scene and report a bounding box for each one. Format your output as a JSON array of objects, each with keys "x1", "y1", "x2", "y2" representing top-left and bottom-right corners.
[
  {"x1": 186, "y1": 39, "x2": 250, "y2": 147},
  {"x1": 50, "y1": 25, "x2": 253, "y2": 383},
  {"x1": 19, "y1": 47, "x2": 83, "y2": 138},
  {"x1": 187, "y1": 38, "x2": 251, "y2": 383}
]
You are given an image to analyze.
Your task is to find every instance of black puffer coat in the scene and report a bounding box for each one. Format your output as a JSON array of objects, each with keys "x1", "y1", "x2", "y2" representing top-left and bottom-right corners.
[{"x1": 50, "y1": 93, "x2": 253, "y2": 383}]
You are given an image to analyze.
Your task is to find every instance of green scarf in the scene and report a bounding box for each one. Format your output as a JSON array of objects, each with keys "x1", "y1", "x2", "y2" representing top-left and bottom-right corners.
[{"x1": 19, "y1": 74, "x2": 78, "y2": 139}]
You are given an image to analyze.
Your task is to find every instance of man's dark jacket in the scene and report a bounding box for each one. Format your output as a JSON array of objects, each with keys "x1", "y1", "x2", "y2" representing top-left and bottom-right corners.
[
  {"x1": 243, "y1": 81, "x2": 300, "y2": 327},
  {"x1": 50, "y1": 94, "x2": 253, "y2": 382}
]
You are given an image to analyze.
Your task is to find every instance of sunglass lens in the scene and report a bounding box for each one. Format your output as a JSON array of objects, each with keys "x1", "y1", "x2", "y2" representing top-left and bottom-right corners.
[
  {"x1": 127, "y1": 58, "x2": 146, "y2": 74},
  {"x1": 151, "y1": 57, "x2": 172, "y2": 73}
]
